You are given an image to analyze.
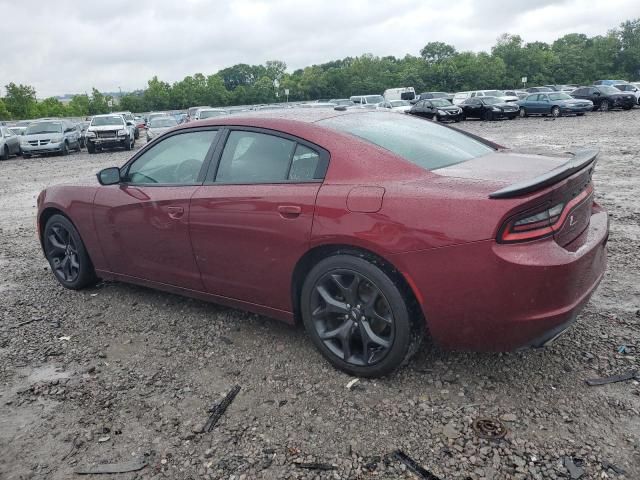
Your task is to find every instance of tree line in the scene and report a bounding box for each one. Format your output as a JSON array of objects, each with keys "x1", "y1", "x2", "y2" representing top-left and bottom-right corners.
[{"x1": 1, "y1": 18, "x2": 638, "y2": 120}]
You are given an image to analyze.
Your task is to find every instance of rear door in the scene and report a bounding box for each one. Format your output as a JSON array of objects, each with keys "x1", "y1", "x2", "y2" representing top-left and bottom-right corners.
[
  {"x1": 190, "y1": 128, "x2": 329, "y2": 312},
  {"x1": 93, "y1": 128, "x2": 219, "y2": 290}
]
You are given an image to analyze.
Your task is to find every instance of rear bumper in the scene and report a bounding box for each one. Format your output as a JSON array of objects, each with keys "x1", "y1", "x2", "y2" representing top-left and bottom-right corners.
[{"x1": 393, "y1": 209, "x2": 608, "y2": 351}]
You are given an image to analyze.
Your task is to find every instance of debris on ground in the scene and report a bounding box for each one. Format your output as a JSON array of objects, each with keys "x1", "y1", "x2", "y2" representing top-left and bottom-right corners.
[
  {"x1": 10, "y1": 317, "x2": 44, "y2": 329},
  {"x1": 73, "y1": 459, "x2": 147, "y2": 475},
  {"x1": 563, "y1": 456, "x2": 585, "y2": 479},
  {"x1": 204, "y1": 384, "x2": 241, "y2": 432},
  {"x1": 585, "y1": 369, "x2": 638, "y2": 386},
  {"x1": 602, "y1": 460, "x2": 626, "y2": 475},
  {"x1": 471, "y1": 418, "x2": 507, "y2": 440},
  {"x1": 346, "y1": 378, "x2": 360, "y2": 390},
  {"x1": 392, "y1": 450, "x2": 443, "y2": 480}
]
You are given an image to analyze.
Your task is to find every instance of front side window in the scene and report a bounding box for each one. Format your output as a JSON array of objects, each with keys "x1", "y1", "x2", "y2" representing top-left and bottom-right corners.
[
  {"x1": 125, "y1": 130, "x2": 217, "y2": 184},
  {"x1": 320, "y1": 112, "x2": 494, "y2": 170}
]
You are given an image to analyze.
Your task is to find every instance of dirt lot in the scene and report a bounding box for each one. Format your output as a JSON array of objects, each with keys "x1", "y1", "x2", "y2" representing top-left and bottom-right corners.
[{"x1": 1, "y1": 111, "x2": 638, "y2": 480}]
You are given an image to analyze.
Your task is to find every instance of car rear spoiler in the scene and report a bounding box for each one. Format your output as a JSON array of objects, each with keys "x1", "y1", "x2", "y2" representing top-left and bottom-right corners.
[{"x1": 489, "y1": 148, "x2": 599, "y2": 199}]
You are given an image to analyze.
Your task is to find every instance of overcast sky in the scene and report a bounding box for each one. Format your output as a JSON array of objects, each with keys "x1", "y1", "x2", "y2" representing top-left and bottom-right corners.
[{"x1": 2, "y1": 0, "x2": 639, "y2": 97}]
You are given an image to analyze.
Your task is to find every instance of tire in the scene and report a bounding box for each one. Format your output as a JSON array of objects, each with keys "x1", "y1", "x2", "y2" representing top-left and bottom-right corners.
[
  {"x1": 87, "y1": 142, "x2": 96, "y2": 154},
  {"x1": 551, "y1": 106, "x2": 561, "y2": 118},
  {"x1": 600, "y1": 100, "x2": 610, "y2": 112},
  {"x1": 300, "y1": 254, "x2": 422, "y2": 377},
  {"x1": 482, "y1": 110, "x2": 493, "y2": 121},
  {"x1": 43, "y1": 214, "x2": 97, "y2": 290},
  {"x1": 519, "y1": 108, "x2": 527, "y2": 118},
  {"x1": 1, "y1": 146, "x2": 8, "y2": 161},
  {"x1": 125, "y1": 136, "x2": 132, "y2": 151},
  {"x1": 61, "y1": 141, "x2": 69, "y2": 156},
  {"x1": 134, "y1": 128, "x2": 139, "y2": 140}
]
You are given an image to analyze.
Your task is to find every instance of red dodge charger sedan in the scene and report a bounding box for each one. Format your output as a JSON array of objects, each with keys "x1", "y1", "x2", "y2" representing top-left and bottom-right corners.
[{"x1": 37, "y1": 109, "x2": 608, "y2": 377}]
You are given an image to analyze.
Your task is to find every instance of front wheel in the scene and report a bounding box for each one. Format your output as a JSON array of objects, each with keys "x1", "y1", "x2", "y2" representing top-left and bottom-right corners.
[
  {"x1": 600, "y1": 100, "x2": 610, "y2": 112},
  {"x1": 301, "y1": 254, "x2": 422, "y2": 377},
  {"x1": 60, "y1": 141, "x2": 69, "y2": 156},
  {"x1": 43, "y1": 214, "x2": 97, "y2": 290},
  {"x1": 124, "y1": 136, "x2": 133, "y2": 151}
]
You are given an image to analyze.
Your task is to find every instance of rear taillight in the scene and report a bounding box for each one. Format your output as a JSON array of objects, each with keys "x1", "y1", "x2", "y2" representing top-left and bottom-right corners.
[{"x1": 498, "y1": 185, "x2": 592, "y2": 243}]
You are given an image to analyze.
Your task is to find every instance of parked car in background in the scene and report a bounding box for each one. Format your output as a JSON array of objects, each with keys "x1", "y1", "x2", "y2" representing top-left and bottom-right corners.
[
  {"x1": 349, "y1": 94, "x2": 385, "y2": 105},
  {"x1": 85, "y1": 114, "x2": 135, "y2": 153},
  {"x1": 544, "y1": 85, "x2": 576, "y2": 92},
  {"x1": 388, "y1": 100, "x2": 412, "y2": 113},
  {"x1": 460, "y1": 97, "x2": 519, "y2": 120},
  {"x1": 1, "y1": 126, "x2": 22, "y2": 159},
  {"x1": 299, "y1": 103, "x2": 337, "y2": 109},
  {"x1": 146, "y1": 116, "x2": 178, "y2": 142},
  {"x1": 148, "y1": 112, "x2": 172, "y2": 124},
  {"x1": 474, "y1": 90, "x2": 519, "y2": 102},
  {"x1": 409, "y1": 98, "x2": 462, "y2": 122},
  {"x1": 328, "y1": 99, "x2": 355, "y2": 106},
  {"x1": 36, "y1": 109, "x2": 608, "y2": 377},
  {"x1": 571, "y1": 85, "x2": 636, "y2": 111},
  {"x1": 417, "y1": 92, "x2": 452, "y2": 102},
  {"x1": 594, "y1": 79, "x2": 628, "y2": 86},
  {"x1": 194, "y1": 108, "x2": 229, "y2": 120},
  {"x1": 383, "y1": 87, "x2": 416, "y2": 102},
  {"x1": 526, "y1": 86, "x2": 554, "y2": 93},
  {"x1": 113, "y1": 111, "x2": 140, "y2": 139},
  {"x1": 21, "y1": 120, "x2": 81, "y2": 158},
  {"x1": 187, "y1": 106, "x2": 210, "y2": 121},
  {"x1": 517, "y1": 93, "x2": 592, "y2": 117},
  {"x1": 613, "y1": 83, "x2": 640, "y2": 104}
]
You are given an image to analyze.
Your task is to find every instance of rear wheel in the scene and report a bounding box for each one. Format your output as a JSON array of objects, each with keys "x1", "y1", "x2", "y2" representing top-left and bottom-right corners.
[
  {"x1": 600, "y1": 100, "x2": 610, "y2": 112},
  {"x1": 551, "y1": 106, "x2": 561, "y2": 117},
  {"x1": 301, "y1": 254, "x2": 422, "y2": 377},
  {"x1": 43, "y1": 214, "x2": 97, "y2": 290}
]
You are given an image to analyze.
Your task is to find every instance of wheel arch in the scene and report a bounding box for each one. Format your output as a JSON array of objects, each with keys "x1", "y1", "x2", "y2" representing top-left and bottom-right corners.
[
  {"x1": 38, "y1": 206, "x2": 70, "y2": 247},
  {"x1": 290, "y1": 243, "x2": 425, "y2": 329}
]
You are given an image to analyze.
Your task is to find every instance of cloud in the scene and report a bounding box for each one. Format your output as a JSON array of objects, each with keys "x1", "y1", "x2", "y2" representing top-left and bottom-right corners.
[{"x1": 1, "y1": 0, "x2": 638, "y2": 97}]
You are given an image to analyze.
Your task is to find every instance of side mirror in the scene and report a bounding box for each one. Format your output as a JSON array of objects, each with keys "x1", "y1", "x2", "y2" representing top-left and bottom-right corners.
[
  {"x1": 126, "y1": 121, "x2": 134, "y2": 126},
  {"x1": 97, "y1": 167, "x2": 121, "y2": 185}
]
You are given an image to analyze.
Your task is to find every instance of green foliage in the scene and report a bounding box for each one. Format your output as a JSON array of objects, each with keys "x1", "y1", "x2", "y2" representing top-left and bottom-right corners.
[{"x1": 2, "y1": 17, "x2": 639, "y2": 119}]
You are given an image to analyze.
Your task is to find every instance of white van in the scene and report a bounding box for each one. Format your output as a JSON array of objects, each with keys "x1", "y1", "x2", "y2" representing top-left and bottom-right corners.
[
  {"x1": 452, "y1": 92, "x2": 471, "y2": 105},
  {"x1": 383, "y1": 87, "x2": 416, "y2": 102}
]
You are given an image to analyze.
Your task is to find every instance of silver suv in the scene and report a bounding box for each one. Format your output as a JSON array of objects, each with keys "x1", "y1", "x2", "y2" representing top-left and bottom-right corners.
[
  {"x1": 21, "y1": 120, "x2": 81, "y2": 158},
  {"x1": 86, "y1": 114, "x2": 136, "y2": 153}
]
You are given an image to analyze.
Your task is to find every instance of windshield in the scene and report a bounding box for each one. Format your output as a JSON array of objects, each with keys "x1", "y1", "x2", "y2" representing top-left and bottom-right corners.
[
  {"x1": 483, "y1": 90, "x2": 504, "y2": 97},
  {"x1": 91, "y1": 116, "x2": 125, "y2": 126},
  {"x1": 597, "y1": 85, "x2": 621, "y2": 95},
  {"x1": 390, "y1": 100, "x2": 411, "y2": 107},
  {"x1": 26, "y1": 121, "x2": 62, "y2": 135},
  {"x1": 319, "y1": 112, "x2": 493, "y2": 170},
  {"x1": 199, "y1": 110, "x2": 228, "y2": 119},
  {"x1": 431, "y1": 99, "x2": 451, "y2": 107},
  {"x1": 482, "y1": 97, "x2": 502, "y2": 105},
  {"x1": 548, "y1": 93, "x2": 573, "y2": 101},
  {"x1": 364, "y1": 95, "x2": 384, "y2": 104},
  {"x1": 149, "y1": 117, "x2": 178, "y2": 128}
]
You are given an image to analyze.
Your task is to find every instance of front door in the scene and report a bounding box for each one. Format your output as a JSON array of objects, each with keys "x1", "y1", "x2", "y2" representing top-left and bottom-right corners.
[
  {"x1": 190, "y1": 129, "x2": 329, "y2": 312},
  {"x1": 93, "y1": 129, "x2": 219, "y2": 290}
]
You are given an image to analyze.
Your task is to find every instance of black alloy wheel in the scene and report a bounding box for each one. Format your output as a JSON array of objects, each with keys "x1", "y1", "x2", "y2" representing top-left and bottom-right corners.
[
  {"x1": 44, "y1": 214, "x2": 97, "y2": 289},
  {"x1": 301, "y1": 255, "x2": 422, "y2": 377}
]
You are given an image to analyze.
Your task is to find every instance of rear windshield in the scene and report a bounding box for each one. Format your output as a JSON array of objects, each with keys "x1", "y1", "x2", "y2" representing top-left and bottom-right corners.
[{"x1": 319, "y1": 113, "x2": 493, "y2": 170}]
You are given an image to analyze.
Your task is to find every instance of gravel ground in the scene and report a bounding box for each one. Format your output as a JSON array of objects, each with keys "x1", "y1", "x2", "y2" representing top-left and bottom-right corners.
[{"x1": 0, "y1": 111, "x2": 639, "y2": 480}]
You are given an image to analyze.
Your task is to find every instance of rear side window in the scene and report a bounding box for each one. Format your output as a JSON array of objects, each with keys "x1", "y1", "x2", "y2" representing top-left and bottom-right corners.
[
  {"x1": 320, "y1": 113, "x2": 494, "y2": 170},
  {"x1": 215, "y1": 131, "x2": 327, "y2": 183}
]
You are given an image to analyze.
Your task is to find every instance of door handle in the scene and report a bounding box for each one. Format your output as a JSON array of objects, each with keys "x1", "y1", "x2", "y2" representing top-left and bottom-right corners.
[
  {"x1": 167, "y1": 206, "x2": 184, "y2": 219},
  {"x1": 278, "y1": 205, "x2": 301, "y2": 218}
]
